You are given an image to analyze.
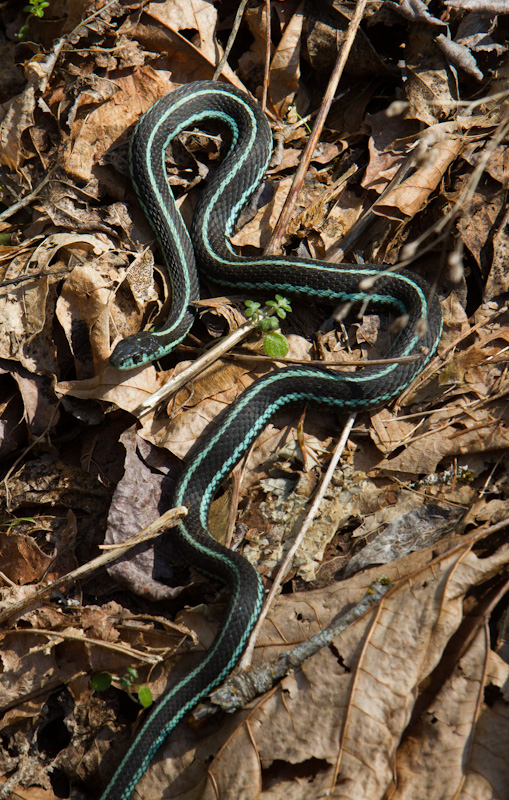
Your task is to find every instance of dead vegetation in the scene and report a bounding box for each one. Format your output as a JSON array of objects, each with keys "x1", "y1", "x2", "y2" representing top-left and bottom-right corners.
[{"x1": 0, "y1": 1, "x2": 509, "y2": 799}]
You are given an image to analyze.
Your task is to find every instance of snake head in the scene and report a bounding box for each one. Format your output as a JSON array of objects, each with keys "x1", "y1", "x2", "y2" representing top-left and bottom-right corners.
[{"x1": 109, "y1": 332, "x2": 166, "y2": 370}]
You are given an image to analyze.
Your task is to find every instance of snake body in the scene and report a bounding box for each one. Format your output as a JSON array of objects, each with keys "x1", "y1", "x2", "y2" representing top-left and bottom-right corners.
[{"x1": 103, "y1": 81, "x2": 442, "y2": 799}]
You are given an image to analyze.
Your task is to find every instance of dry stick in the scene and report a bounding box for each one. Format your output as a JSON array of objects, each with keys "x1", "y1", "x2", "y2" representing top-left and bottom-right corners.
[
  {"x1": 133, "y1": 313, "x2": 260, "y2": 417},
  {"x1": 13, "y1": 627, "x2": 162, "y2": 664},
  {"x1": 260, "y1": 0, "x2": 272, "y2": 113},
  {"x1": 0, "y1": 506, "x2": 187, "y2": 626},
  {"x1": 239, "y1": 413, "x2": 356, "y2": 669},
  {"x1": 219, "y1": 351, "x2": 420, "y2": 368},
  {"x1": 199, "y1": 513, "x2": 509, "y2": 721},
  {"x1": 265, "y1": 0, "x2": 369, "y2": 255},
  {"x1": 0, "y1": 269, "x2": 70, "y2": 288},
  {"x1": 205, "y1": 578, "x2": 390, "y2": 716},
  {"x1": 212, "y1": 0, "x2": 249, "y2": 81},
  {"x1": 0, "y1": 170, "x2": 55, "y2": 223}
]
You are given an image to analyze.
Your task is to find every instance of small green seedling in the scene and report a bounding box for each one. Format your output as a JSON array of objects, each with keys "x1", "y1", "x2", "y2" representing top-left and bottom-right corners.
[
  {"x1": 245, "y1": 294, "x2": 292, "y2": 358},
  {"x1": 92, "y1": 668, "x2": 153, "y2": 708},
  {"x1": 1, "y1": 517, "x2": 36, "y2": 532},
  {"x1": 17, "y1": 0, "x2": 50, "y2": 40}
]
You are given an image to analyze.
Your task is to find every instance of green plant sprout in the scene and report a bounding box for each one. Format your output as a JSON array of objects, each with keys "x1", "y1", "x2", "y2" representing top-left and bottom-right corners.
[
  {"x1": 1, "y1": 517, "x2": 36, "y2": 532},
  {"x1": 245, "y1": 294, "x2": 292, "y2": 358},
  {"x1": 92, "y1": 668, "x2": 153, "y2": 708},
  {"x1": 17, "y1": 0, "x2": 50, "y2": 40}
]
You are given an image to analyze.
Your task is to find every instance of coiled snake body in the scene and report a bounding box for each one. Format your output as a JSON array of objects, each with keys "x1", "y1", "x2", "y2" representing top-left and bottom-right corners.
[{"x1": 102, "y1": 81, "x2": 442, "y2": 800}]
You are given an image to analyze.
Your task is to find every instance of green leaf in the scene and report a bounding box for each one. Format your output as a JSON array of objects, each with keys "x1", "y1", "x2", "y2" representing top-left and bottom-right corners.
[
  {"x1": 263, "y1": 332, "x2": 289, "y2": 358},
  {"x1": 278, "y1": 296, "x2": 292, "y2": 312},
  {"x1": 16, "y1": 23, "x2": 30, "y2": 38},
  {"x1": 137, "y1": 686, "x2": 153, "y2": 707},
  {"x1": 1, "y1": 517, "x2": 36, "y2": 531},
  {"x1": 245, "y1": 300, "x2": 261, "y2": 320},
  {"x1": 91, "y1": 673, "x2": 112, "y2": 691}
]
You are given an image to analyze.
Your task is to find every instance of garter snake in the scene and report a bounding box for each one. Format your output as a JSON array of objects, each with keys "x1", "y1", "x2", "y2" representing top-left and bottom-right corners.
[{"x1": 103, "y1": 80, "x2": 442, "y2": 799}]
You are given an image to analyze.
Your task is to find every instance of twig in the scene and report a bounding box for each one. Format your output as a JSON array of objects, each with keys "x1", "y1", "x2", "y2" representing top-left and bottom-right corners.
[
  {"x1": 0, "y1": 268, "x2": 70, "y2": 288},
  {"x1": 239, "y1": 413, "x2": 357, "y2": 668},
  {"x1": 265, "y1": 0, "x2": 369, "y2": 254},
  {"x1": 0, "y1": 506, "x2": 187, "y2": 626},
  {"x1": 12, "y1": 627, "x2": 162, "y2": 664},
  {"x1": 200, "y1": 578, "x2": 391, "y2": 717},
  {"x1": 133, "y1": 305, "x2": 277, "y2": 417},
  {"x1": 212, "y1": 0, "x2": 249, "y2": 81},
  {"x1": 216, "y1": 351, "x2": 421, "y2": 367},
  {"x1": 0, "y1": 170, "x2": 55, "y2": 223},
  {"x1": 261, "y1": 0, "x2": 272, "y2": 113}
]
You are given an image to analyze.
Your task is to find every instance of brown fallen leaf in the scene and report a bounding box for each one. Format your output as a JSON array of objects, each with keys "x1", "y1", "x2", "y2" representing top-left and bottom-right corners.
[
  {"x1": 373, "y1": 138, "x2": 463, "y2": 222},
  {"x1": 131, "y1": 536, "x2": 509, "y2": 799}
]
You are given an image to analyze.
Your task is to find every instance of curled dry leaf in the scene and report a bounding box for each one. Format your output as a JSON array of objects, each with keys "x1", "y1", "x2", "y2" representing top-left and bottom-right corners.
[
  {"x1": 104, "y1": 426, "x2": 184, "y2": 601},
  {"x1": 373, "y1": 138, "x2": 463, "y2": 222},
  {"x1": 2, "y1": 2, "x2": 509, "y2": 797},
  {"x1": 134, "y1": 540, "x2": 509, "y2": 800},
  {"x1": 435, "y1": 33, "x2": 484, "y2": 81},
  {"x1": 267, "y1": 0, "x2": 305, "y2": 115},
  {"x1": 387, "y1": 0, "x2": 445, "y2": 25}
]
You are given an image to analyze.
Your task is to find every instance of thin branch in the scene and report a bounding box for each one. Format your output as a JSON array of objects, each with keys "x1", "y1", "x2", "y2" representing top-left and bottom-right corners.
[
  {"x1": 265, "y1": 0, "x2": 370, "y2": 255},
  {"x1": 200, "y1": 578, "x2": 391, "y2": 717},
  {"x1": 133, "y1": 304, "x2": 279, "y2": 417},
  {"x1": 239, "y1": 413, "x2": 357, "y2": 669},
  {"x1": 261, "y1": 0, "x2": 272, "y2": 112},
  {"x1": 12, "y1": 627, "x2": 163, "y2": 664},
  {"x1": 0, "y1": 170, "x2": 55, "y2": 223},
  {"x1": 212, "y1": 0, "x2": 249, "y2": 81},
  {"x1": 0, "y1": 506, "x2": 187, "y2": 626}
]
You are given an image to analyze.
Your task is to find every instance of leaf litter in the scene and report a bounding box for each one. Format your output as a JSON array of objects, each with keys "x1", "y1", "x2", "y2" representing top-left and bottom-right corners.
[{"x1": 0, "y1": 1, "x2": 509, "y2": 799}]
